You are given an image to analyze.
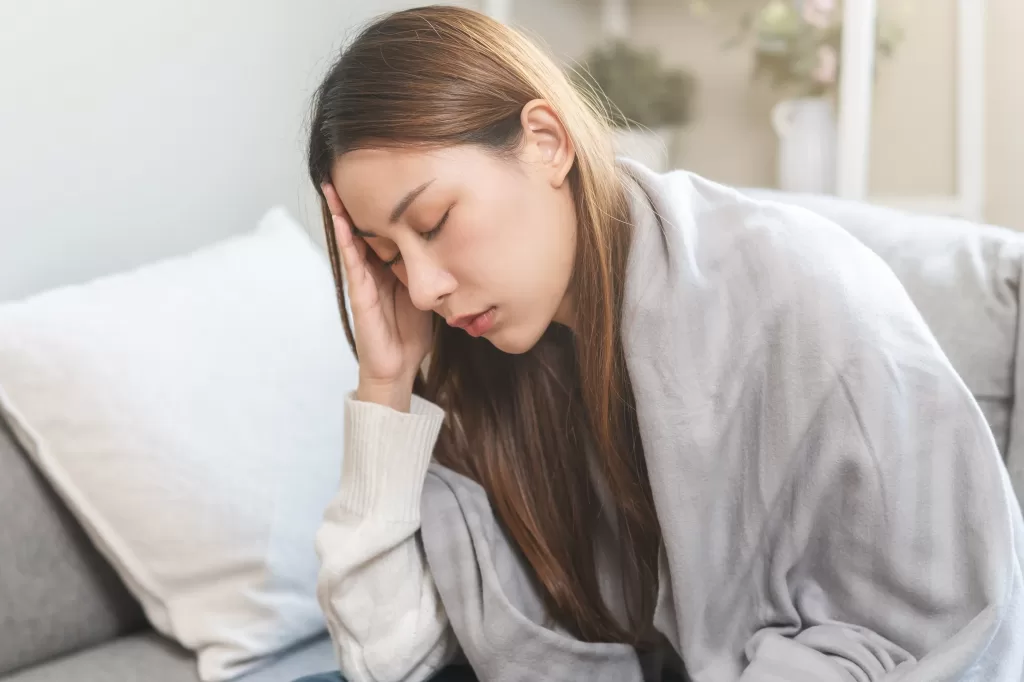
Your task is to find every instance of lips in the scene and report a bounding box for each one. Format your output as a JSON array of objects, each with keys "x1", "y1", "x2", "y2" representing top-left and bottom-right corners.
[{"x1": 447, "y1": 307, "x2": 496, "y2": 337}]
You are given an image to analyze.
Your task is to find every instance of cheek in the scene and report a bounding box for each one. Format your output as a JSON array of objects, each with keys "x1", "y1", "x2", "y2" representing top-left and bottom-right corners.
[
  {"x1": 435, "y1": 219, "x2": 485, "y2": 281},
  {"x1": 442, "y1": 192, "x2": 565, "y2": 298},
  {"x1": 499, "y1": 207, "x2": 574, "y2": 316}
]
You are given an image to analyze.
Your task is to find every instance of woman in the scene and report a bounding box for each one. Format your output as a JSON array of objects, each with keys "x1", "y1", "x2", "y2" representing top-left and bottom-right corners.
[{"x1": 302, "y1": 6, "x2": 1024, "y2": 682}]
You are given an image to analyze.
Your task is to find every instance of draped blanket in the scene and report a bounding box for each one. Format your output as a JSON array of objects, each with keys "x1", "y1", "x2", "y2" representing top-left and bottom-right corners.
[{"x1": 420, "y1": 161, "x2": 1024, "y2": 682}]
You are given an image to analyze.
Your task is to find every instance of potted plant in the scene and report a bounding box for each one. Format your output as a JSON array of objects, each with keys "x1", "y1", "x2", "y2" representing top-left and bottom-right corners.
[
  {"x1": 573, "y1": 41, "x2": 696, "y2": 172},
  {"x1": 732, "y1": 0, "x2": 902, "y2": 193}
]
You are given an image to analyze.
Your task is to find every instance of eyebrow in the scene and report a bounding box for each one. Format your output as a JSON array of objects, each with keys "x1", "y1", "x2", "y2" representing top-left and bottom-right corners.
[{"x1": 352, "y1": 179, "x2": 435, "y2": 239}]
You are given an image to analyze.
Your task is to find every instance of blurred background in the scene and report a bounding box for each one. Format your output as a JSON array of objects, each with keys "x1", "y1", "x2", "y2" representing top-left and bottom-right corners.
[
  {"x1": 1, "y1": 0, "x2": 1021, "y2": 302},
  {"x1": 514, "y1": 0, "x2": 1020, "y2": 229}
]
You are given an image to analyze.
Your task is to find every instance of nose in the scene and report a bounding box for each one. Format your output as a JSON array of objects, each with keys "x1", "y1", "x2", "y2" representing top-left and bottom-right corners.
[{"x1": 402, "y1": 248, "x2": 456, "y2": 312}]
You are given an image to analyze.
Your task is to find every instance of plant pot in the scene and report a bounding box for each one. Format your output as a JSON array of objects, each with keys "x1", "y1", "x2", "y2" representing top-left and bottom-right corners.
[
  {"x1": 613, "y1": 127, "x2": 673, "y2": 173},
  {"x1": 771, "y1": 97, "x2": 837, "y2": 194}
]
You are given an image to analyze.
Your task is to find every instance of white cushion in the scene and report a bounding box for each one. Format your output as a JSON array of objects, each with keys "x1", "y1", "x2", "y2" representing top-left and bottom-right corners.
[{"x1": 0, "y1": 208, "x2": 354, "y2": 681}]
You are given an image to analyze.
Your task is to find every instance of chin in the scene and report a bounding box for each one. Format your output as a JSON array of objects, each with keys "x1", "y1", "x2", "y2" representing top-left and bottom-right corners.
[{"x1": 486, "y1": 323, "x2": 546, "y2": 355}]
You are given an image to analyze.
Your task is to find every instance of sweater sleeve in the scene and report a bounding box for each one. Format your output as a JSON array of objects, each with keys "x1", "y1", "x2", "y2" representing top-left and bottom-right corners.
[{"x1": 315, "y1": 394, "x2": 459, "y2": 682}]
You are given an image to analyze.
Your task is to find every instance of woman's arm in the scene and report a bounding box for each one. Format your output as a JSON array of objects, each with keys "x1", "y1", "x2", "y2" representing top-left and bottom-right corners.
[{"x1": 315, "y1": 394, "x2": 459, "y2": 682}]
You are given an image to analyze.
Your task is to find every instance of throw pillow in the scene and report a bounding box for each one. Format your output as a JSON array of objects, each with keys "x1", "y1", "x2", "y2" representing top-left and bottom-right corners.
[{"x1": 0, "y1": 207, "x2": 354, "y2": 681}]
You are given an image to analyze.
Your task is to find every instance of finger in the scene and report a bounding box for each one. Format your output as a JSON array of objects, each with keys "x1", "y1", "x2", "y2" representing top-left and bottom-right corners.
[
  {"x1": 320, "y1": 181, "x2": 359, "y2": 267},
  {"x1": 336, "y1": 220, "x2": 393, "y2": 320},
  {"x1": 320, "y1": 182, "x2": 377, "y2": 287},
  {"x1": 332, "y1": 214, "x2": 368, "y2": 285},
  {"x1": 320, "y1": 181, "x2": 346, "y2": 218}
]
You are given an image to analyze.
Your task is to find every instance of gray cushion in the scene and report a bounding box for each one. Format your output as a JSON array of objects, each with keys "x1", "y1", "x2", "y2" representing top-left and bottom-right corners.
[
  {"x1": 0, "y1": 632, "x2": 335, "y2": 682},
  {"x1": 0, "y1": 416, "x2": 145, "y2": 675}
]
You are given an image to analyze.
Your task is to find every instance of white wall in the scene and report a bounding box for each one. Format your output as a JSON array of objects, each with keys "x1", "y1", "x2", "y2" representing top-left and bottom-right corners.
[
  {"x1": 0, "y1": 0, "x2": 475, "y2": 302},
  {"x1": 983, "y1": 0, "x2": 1024, "y2": 230}
]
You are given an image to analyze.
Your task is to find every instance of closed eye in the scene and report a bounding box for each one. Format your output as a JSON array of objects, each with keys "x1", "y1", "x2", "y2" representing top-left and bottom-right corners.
[{"x1": 383, "y1": 207, "x2": 451, "y2": 269}]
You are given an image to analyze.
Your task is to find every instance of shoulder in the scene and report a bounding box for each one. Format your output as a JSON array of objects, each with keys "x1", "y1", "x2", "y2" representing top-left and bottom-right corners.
[
  {"x1": 680, "y1": 173, "x2": 931, "y2": 366},
  {"x1": 639, "y1": 169, "x2": 897, "y2": 301},
  {"x1": 625, "y1": 168, "x2": 945, "y2": 391},
  {"x1": 686, "y1": 173, "x2": 894, "y2": 295}
]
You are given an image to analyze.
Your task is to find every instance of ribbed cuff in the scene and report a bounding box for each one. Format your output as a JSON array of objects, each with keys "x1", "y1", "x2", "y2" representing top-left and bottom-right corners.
[{"x1": 340, "y1": 393, "x2": 445, "y2": 522}]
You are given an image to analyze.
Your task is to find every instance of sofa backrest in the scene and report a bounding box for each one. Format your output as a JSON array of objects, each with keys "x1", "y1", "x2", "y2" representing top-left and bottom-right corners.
[
  {"x1": 749, "y1": 189, "x2": 1024, "y2": 504},
  {"x1": 4, "y1": 189, "x2": 1023, "y2": 675},
  {"x1": 0, "y1": 416, "x2": 145, "y2": 675}
]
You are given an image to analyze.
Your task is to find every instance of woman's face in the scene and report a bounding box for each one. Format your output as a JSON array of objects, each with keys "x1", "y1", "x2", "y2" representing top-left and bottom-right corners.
[{"x1": 330, "y1": 101, "x2": 577, "y2": 354}]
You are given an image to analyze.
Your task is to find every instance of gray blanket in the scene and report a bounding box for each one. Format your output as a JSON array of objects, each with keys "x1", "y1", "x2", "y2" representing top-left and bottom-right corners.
[{"x1": 420, "y1": 162, "x2": 1024, "y2": 681}]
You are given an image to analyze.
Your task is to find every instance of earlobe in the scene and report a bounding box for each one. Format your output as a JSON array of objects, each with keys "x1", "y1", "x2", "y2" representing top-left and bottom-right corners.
[
  {"x1": 520, "y1": 99, "x2": 575, "y2": 189},
  {"x1": 551, "y1": 144, "x2": 575, "y2": 189}
]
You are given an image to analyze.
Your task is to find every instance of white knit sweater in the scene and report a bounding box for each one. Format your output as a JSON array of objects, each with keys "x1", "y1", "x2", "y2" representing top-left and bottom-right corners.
[{"x1": 315, "y1": 395, "x2": 456, "y2": 682}]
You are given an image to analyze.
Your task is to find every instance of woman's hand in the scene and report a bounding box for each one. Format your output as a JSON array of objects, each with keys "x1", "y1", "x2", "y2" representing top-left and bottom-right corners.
[{"x1": 321, "y1": 182, "x2": 433, "y2": 412}]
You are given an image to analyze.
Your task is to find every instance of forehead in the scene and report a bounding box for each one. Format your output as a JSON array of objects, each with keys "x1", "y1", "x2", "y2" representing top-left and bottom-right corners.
[
  {"x1": 331, "y1": 147, "x2": 450, "y2": 226},
  {"x1": 333, "y1": 146, "x2": 436, "y2": 194},
  {"x1": 331, "y1": 145, "x2": 514, "y2": 229}
]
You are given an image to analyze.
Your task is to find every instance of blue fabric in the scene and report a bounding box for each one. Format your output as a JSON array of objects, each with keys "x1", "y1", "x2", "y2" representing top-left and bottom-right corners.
[{"x1": 292, "y1": 675, "x2": 343, "y2": 682}]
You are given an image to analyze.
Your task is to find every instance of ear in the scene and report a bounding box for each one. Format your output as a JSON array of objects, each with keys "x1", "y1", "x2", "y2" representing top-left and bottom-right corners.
[{"x1": 519, "y1": 99, "x2": 575, "y2": 188}]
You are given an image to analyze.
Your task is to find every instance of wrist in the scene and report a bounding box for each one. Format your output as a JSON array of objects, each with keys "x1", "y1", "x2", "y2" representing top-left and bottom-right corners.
[{"x1": 356, "y1": 375, "x2": 416, "y2": 412}]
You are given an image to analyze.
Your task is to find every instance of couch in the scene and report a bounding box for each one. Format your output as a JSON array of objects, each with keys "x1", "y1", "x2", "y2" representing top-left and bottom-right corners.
[
  {"x1": 0, "y1": 418, "x2": 336, "y2": 682},
  {"x1": 2, "y1": 191, "x2": 1023, "y2": 681}
]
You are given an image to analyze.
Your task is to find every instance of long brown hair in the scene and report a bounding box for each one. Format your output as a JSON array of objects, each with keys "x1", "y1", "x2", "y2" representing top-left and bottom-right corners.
[{"x1": 307, "y1": 6, "x2": 660, "y2": 646}]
